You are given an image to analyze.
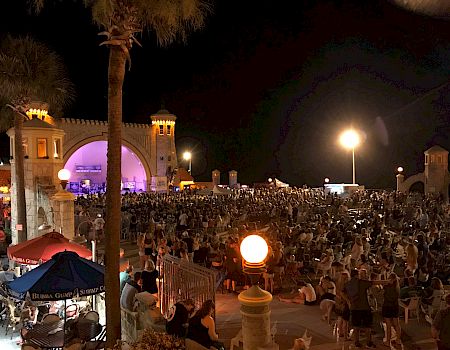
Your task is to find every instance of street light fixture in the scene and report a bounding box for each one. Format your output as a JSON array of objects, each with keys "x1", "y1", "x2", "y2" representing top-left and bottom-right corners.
[
  {"x1": 238, "y1": 234, "x2": 276, "y2": 349},
  {"x1": 183, "y1": 151, "x2": 192, "y2": 174},
  {"x1": 397, "y1": 166, "x2": 404, "y2": 173},
  {"x1": 324, "y1": 177, "x2": 330, "y2": 184},
  {"x1": 57, "y1": 169, "x2": 71, "y2": 190},
  {"x1": 339, "y1": 129, "x2": 360, "y2": 185}
]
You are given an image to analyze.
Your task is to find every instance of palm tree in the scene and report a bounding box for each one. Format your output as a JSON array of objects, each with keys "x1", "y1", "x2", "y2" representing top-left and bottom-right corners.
[
  {"x1": 0, "y1": 35, "x2": 74, "y2": 243},
  {"x1": 31, "y1": 0, "x2": 211, "y2": 344}
]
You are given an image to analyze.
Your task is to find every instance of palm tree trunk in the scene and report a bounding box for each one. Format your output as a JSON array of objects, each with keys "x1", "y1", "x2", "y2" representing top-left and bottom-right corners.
[
  {"x1": 13, "y1": 113, "x2": 27, "y2": 243},
  {"x1": 105, "y1": 45, "x2": 126, "y2": 347}
]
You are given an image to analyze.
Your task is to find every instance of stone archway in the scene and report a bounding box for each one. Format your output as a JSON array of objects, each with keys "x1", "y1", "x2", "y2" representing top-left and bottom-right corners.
[
  {"x1": 63, "y1": 136, "x2": 151, "y2": 192},
  {"x1": 409, "y1": 181, "x2": 425, "y2": 194}
]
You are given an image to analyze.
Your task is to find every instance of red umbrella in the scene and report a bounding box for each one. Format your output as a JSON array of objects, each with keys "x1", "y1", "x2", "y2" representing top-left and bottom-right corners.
[{"x1": 7, "y1": 231, "x2": 92, "y2": 264}]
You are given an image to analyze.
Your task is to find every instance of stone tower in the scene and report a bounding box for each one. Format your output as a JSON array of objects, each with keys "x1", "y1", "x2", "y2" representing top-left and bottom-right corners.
[
  {"x1": 212, "y1": 169, "x2": 220, "y2": 186},
  {"x1": 229, "y1": 170, "x2": 238, "y2": 188},
  {"x1": 7, "y1": 115, "x2": 74, "y2": 242},
  {"x1": 424, "y1": 145, "x2": 449, "y2": 197},
  {"x1": 150, "y1": 109, "x2": 178, "y2": 191}
]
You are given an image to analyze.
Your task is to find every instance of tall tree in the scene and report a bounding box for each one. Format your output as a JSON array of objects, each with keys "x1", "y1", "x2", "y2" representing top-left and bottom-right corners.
[
  {"x1": 0, "y1": 35, "x2": 74, "y2": 242},
  {"x1": 85, "y1": 1, "x2": 212, "y2": 346}
]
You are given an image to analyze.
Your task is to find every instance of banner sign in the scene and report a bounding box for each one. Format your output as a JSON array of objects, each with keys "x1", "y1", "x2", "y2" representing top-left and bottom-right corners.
[{"x1": 75, "y1": 165, "x2": 101, "y2": 173}]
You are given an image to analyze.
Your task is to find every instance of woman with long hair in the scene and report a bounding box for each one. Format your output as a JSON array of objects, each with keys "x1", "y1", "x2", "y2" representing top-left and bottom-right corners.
[
  {"x1": 187, "y1": 300, "x2": 224, "y2": 350},
  {"x1": 382, "y1": 273, "x2": 402, "y2": 347},
  {"x1": 405, "y1": 240, "x2": 418, "y2": 273}
]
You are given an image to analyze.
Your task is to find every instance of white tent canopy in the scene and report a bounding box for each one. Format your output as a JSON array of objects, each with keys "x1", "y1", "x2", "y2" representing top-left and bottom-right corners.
[
  {"x1": 274, "y1": 178, "x2": 289, "y2": 188},
  {"x1": 212, "y1": 185, "x2": 232, "y2": 195}
]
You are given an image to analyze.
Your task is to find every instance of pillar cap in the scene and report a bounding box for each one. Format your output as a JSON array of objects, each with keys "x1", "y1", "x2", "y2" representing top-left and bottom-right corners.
[
  {"x1": 52, "y1": 190, "x2": 75, "y2": 201},
  {"x1": 238, "y1": 285, "x2": 272, "y2": 306}
]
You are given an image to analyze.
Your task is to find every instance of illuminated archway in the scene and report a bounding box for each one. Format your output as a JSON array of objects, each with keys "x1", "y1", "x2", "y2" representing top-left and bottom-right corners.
[{"x1": 64, "y1": 141, "x2": 147, "y2": 192}]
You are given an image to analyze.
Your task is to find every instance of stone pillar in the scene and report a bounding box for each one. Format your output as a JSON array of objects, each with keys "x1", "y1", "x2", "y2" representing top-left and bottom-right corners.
[
  {"x1": 212, "y1": 169, "x2": 220, "y2": 186},
  {"x1": 51, "y1": 190, "x2": 76, "y2": 239},
  {"x1": 396, "y1": 173, "x2": 404, "y2": 192},
  {"x1": 229, "y1": 170, "x2": 238, "y2": 188},
  {"x1": 238, "y1": 285, "x2": 278, "y2": 350}
]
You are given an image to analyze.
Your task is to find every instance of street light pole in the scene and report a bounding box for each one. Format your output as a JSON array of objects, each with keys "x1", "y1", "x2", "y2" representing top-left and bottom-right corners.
[
  {"x1": 352, "y1": 147, "x2": 356, "y2": 185},
  {"x1": 188, "y1": 157, "x2": 192, "y2": 175},
  {"x1": 339, "y1": 129, "x2": 360, "y2": 185}
]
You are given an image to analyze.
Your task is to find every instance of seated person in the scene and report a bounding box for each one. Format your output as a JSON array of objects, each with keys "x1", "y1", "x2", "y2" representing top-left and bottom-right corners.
[
  {"x1": 120, "y1": 265, "x2": 133, "y2": 294},
  {"x1": 187, "y1": 300, "x2": 224, "y2": 350},
  {"x1": 120, "y1": 272, "x2": 142, "y2": 311},
  {"x1": 0, "y1": 265, "x2": 16, "y2": 283},
  {"x1": 400, "y1": 276, "x2": 423, "y2": 299},
  {"x1": 315, "y1": 275, "x2": 336, "y2": 301},
  {"x1": 166, "y1": 299, "x2": 195, "y2": 338},
  {"x1": 279, "y1": 281, "x2": 317, "y2": 305}
]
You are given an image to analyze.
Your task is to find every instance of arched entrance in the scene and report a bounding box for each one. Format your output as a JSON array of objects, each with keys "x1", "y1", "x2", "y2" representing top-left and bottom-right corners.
[
  {"x1": 64, "y1": 140, "x2": 149, "y2": 192},
  {"x1": 409, "y1": 181, "x2": 425, "y2": 194}
]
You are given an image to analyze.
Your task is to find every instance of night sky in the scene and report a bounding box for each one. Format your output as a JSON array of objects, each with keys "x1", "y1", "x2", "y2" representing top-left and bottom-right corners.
[{"x1": 1, "y1": 0, "x2": 450, "y2": 187}]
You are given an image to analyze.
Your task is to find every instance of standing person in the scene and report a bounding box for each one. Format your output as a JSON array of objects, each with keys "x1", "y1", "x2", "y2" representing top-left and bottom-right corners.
[
  {"x1": 335, "y1": 272, "x2": 351, "y2": 341},
  {"x1": 345, "y1": 269, "x2": 390, "y2": 348},
  {"x1": 137, "y1": 234, "x2": 147, "y2": 270},
  {"x1": 166, "y1": 299, "x2": 195, "y2": 338},
  {"x1": 187, "y1": 300, "x2": 224, "y2": 350},
  {"x1": 382, "y1": 273, "x2": 402, "y2": 348},
  {"x1": 93, "y1": 214, "x2": 105, "y2": 241},
  {"x1": 141, "y1": 260, "x2": 159, "y2": 295},
  {"x1": 432, "y1": 294, "x2": 450, "y2": 350}
]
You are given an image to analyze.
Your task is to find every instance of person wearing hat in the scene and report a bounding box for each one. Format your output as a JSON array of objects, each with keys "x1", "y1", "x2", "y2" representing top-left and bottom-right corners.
[{"x1": 432, "y1": 294, "x2": 450, "y2": 350}]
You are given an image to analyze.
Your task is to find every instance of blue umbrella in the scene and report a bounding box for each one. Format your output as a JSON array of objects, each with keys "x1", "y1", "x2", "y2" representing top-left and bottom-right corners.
[{"x1": 6, "y1": 251, "x2": 104, "y2": 301}]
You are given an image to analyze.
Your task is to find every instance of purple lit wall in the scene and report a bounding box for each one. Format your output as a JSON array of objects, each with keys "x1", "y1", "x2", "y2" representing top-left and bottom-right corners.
[{"x1": 64, "y1": 141, "x2": 147, "y2": 191}]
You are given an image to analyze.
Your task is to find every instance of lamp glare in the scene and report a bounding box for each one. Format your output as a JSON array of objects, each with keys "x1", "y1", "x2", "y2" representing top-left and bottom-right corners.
[
  {"x1": 340, "y1": 130, "x2": 360, "y2": 149},
  {"x1": 240, "y1": 235, "x2": 268, "y2": 264},
  {"x1": 57, "y1": 169, "x2": 71, "y2": 181}
]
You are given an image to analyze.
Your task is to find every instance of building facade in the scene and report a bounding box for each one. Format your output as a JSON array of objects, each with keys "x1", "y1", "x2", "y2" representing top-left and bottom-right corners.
[{"x1": 397, "y1": 145, "x2": 449, "y2": 202}]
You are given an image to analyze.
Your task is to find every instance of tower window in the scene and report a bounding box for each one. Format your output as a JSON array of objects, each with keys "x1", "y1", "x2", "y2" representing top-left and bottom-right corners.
[
  {"x1": 168, "y1": 156, "x2": 171, "y2": 161},
  {"x1": 159, "y1": 125, "x2": 164, "y2": 135},
  {"x1": 37, "y1": 138, "x2": 47, "y2": 158},
  {"x1": 22, "y1": 138, "x2": 29, "y2": 157},
  {"x1": 53, "y1": 138, "x2": 61, "y2": 159},
  {"x1": 167, "y1": 125, "x2": 171, "y2": 135},
  {"x1": 160, "y1": 156, "x2": 164, "y2": 161}
]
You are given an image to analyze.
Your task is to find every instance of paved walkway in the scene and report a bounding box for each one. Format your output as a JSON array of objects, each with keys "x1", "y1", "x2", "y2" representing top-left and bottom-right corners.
[{"x1": 215, "y1": 293, "x2": 437, "y2": 350}]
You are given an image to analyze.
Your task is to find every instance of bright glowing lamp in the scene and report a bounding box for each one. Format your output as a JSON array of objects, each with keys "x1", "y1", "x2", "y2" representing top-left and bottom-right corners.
[
  {"x1": 324, "y1": 177, "x2": 330, "y2": 183},
  {"x1": 240, "y1": 235, "x2": 268, "y2": 264},
  {"x1": 397, "y1": 166, "x2": 404, "y2": 173},
  {"x1": 57, "y1": 169, "x2": 71, "y2": 190},
  {"x1": 268, "y1": 178, "x2": 273, "y2": 183},
  {"x1": 340, "y1": 130, "x2": 360, "y2": 149},
  {"x1": 58, "y1": 169, "x2": 71, "y2": 181},
  {"x1": 183, "y1": 151, "x2": 192, "y2": 174},
  {"x1": 183, "y1": 151, "x2": 192, "y2": 160},
  {"x1": 339, "y1": 129, "x2": 360, "y2": 184}
]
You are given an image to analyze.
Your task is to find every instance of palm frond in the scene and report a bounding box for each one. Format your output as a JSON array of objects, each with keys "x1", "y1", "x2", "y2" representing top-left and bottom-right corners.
[
  {"x1": 392, "y1": 0, "x2": 450, "y2": 16},
  {"x1": 0, "y1": 35, "x2": 75, "y2": 119}
]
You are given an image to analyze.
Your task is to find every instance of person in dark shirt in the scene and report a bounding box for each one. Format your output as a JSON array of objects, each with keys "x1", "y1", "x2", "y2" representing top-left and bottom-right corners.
[
  {"x1": 344, "y1": 269, "x2": 390, "y2": 348},
  {"x1": 141, "y1": 260, "x2": 159, "y2": 295},
  {"x1": 166, "y1": 299, "x2": 195, "y2": 338}
]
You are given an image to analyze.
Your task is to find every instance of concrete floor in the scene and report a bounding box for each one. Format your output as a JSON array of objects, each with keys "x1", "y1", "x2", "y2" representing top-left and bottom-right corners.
[{"x1": 215, "y1": 292, "x2": 437, "y2": 350}]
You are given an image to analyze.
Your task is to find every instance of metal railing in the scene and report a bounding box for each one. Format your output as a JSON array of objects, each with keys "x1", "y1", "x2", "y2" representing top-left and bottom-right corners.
[{"x1": 160, "y1": 255, "x2": 216, "y2": 320}]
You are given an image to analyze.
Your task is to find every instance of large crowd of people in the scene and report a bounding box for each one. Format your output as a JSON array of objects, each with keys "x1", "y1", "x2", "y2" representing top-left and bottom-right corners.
[{"x1": 73, "y1": 187, "x2": 450, "y2": 348}]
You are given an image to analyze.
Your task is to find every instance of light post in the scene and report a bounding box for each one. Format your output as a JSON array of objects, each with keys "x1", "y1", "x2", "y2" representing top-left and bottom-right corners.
[
  {"x1": 183, "y1": 151, "x2": 192, "y2": 174},
  {"x1": 396, "y1": 166, "x2": 405, "y2": 193},
  {"x1": 53, "y1": 169, "x2": 75, "y2": 238},
  {"x1": 339, "y1": 129, "x2": 360, "y2": 185},
  {"x1": 239, "y1": 235, "x2": 278, "y2": 350}
]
